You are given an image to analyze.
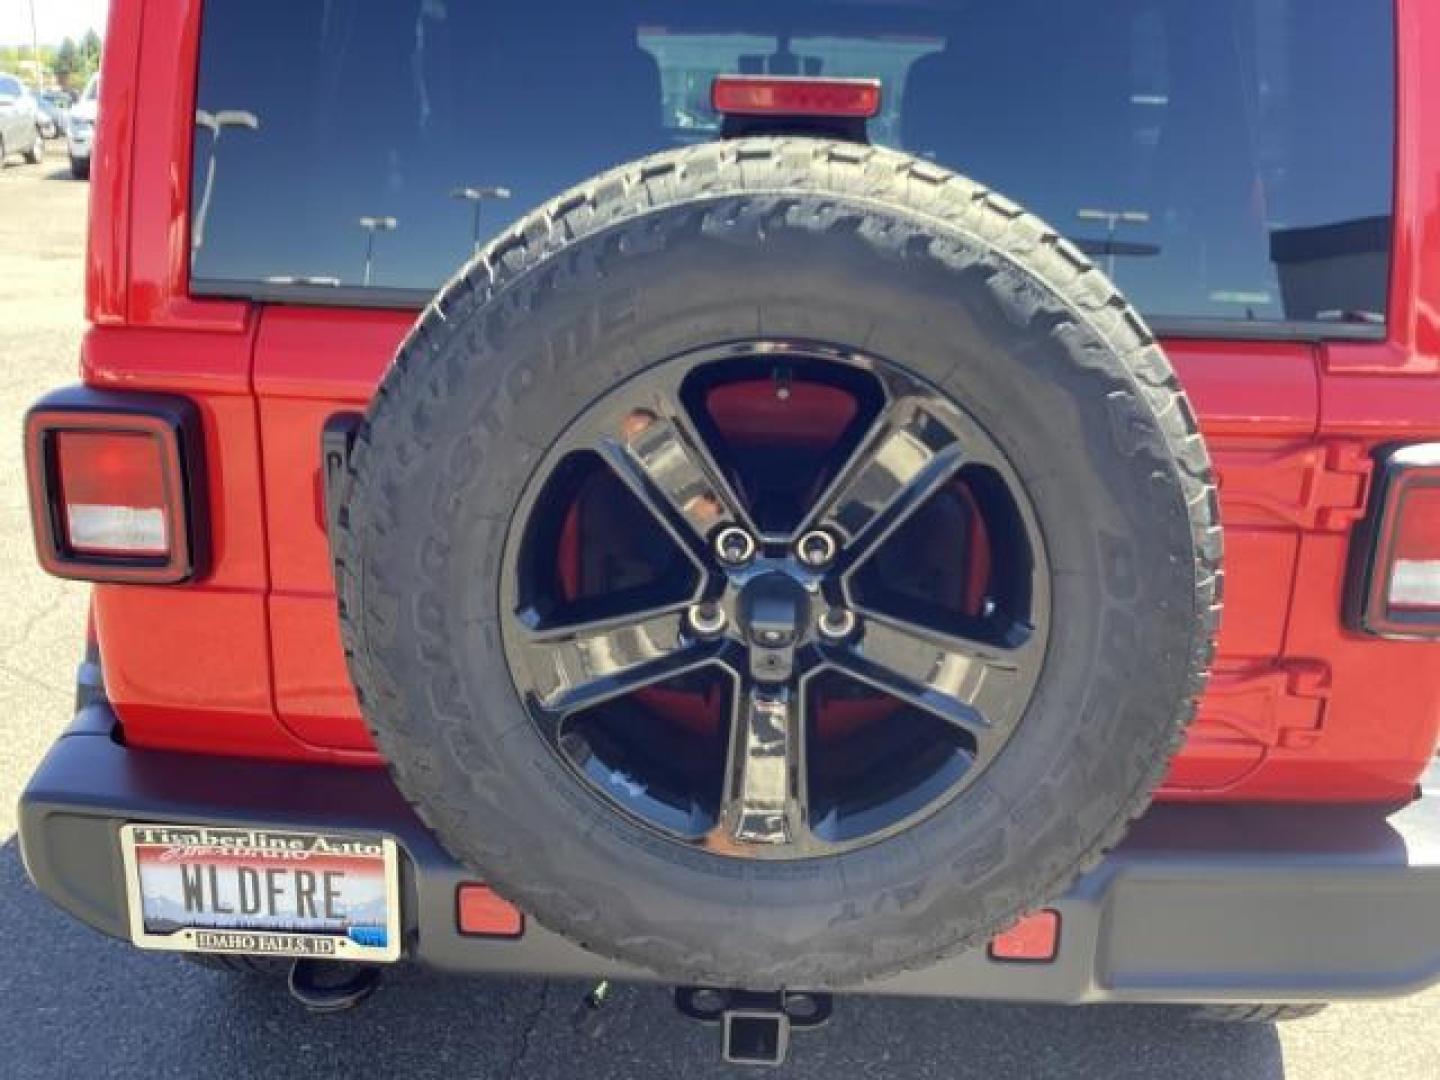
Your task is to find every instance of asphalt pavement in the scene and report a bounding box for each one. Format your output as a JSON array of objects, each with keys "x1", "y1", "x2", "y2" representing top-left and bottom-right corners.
[{"x1": 1, "y1": 143, "x2": 1437, "y2": 1079}]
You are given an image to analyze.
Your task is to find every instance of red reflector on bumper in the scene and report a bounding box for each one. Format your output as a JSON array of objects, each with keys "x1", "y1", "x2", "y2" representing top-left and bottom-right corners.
[
  {"x1": 989, "y1": 910, "x2": 1061, "y2": 962},
  {"x1": 456, "y1": 884, "x2": 524, "y2": 938},
  {"x1": 711, "y1": 75, "x2": 882, "y2": 119}
]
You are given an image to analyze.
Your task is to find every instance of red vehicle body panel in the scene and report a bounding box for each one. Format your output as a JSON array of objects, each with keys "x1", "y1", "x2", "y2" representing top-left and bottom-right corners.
[{"x1": 76, "y1": 0, "x2": 1440, "y2": 797}]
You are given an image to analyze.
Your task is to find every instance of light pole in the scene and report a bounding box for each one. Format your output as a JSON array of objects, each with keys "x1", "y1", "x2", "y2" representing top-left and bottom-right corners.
[
  {"x1": 450, "y1": 186, "x2": 512, "y2": 256},
  {"x1": 193, "y1": 109, "x2": 260, "y2": 255},
  {"x1": 1076, "y1": 208, "x2": 1151, "y2": 278},
  {"x1": 27, "y1": 0, "x2": 40, "y2": 87},
  {"x1": 358, "y1": 216, "x2": 398, "y2": 286}
]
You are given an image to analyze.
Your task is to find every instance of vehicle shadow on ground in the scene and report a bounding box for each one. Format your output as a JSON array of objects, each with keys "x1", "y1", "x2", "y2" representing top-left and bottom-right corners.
[
  {"x1": 0, "y1": 164, "x2": 74, "y2": 183},
  {"x1": 0, "y1": 840, "x2": 1284, "y2": 1079}
]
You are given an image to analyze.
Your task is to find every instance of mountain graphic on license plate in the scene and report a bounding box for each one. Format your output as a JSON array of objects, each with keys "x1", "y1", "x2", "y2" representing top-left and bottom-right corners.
[{"x1": 120, "y1": 824, "x2": 401, "y2": 962}]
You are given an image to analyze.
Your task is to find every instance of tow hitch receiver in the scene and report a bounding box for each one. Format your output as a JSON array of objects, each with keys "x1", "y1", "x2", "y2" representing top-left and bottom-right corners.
[
  {"x1": 287, "y1": 959, "x2": 384, "y2": 1013},
  {"x1": 675, "y1": 987, "x2": 833, "y2": 1067}
]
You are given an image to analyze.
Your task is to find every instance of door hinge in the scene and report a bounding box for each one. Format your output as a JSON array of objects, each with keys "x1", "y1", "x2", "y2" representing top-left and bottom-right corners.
[{"x1": 1214, "y1": 440, "x2": 1372, "y2": 531}]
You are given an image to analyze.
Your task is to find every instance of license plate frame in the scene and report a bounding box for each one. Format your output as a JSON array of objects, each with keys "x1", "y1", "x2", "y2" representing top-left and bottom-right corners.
[{"x1": 119, "y1": 823, "x2": 402, "y2": 963}]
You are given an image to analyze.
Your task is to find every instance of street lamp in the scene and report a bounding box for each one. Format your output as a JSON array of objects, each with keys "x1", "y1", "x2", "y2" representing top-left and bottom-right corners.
[
  {"x1": 27, "y1": 1, "x2": 40, "y2": 88},
  {"x1": 192, "y1": 109, "x2": 260, "y2": 255},
  {"x1": 358, "y1": 216, "x2": 399, "y2": 286},
  {"x1": 450, "y1": 185, "x2": 512, "y2": 255},
  {"x1": 1076, "y1": 208, "x2": 1151, "y2": 278}
]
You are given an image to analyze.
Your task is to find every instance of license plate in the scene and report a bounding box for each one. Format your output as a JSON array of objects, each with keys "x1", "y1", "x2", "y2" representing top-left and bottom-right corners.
[{"x1": 120, "y1": 824, "x2": 401, "y2": 963}]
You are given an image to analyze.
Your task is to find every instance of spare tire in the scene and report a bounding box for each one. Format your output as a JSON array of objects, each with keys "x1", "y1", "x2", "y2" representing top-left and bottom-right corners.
[{"x1": 334, "y1": 138, "x2": 1221, "y2": 989}]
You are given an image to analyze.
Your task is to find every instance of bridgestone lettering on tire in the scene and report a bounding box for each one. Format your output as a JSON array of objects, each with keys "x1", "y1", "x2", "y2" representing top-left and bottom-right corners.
[{"x1": 334, "y1": 138, "x2": 1222, "y2": 989}]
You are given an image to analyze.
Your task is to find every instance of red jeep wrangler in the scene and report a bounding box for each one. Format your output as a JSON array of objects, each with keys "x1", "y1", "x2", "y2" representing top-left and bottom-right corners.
[{"x1": 18, "y1": 0, "x2": 1440, "y2": 1064}]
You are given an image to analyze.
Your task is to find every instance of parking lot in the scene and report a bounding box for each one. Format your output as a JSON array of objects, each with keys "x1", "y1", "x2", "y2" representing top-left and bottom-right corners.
[{"x1": 2, "y1": 147, "x2": 1437, "y2": 1079}]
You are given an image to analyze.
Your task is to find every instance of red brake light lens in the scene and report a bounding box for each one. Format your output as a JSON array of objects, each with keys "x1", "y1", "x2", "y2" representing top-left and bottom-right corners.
[
  {"x1": 711, "y1": 75, "x2": 882, "y2": 119},
  {"x1": 56, "y1": 431, "x2": 171, "y2": 556},
  {"x1": 25, "y1": 388, "x2": 205, "y2": 584},
  {"x1": 1350, "y1": 444, "x2": 1440, "y2": 637},
  {"x1": 1388, "y1": 483, "x2": 1440, "y2": 612}
]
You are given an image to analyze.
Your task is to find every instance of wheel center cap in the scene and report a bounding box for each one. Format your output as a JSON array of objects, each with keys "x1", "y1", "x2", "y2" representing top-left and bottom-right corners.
[{"x1": 737, "y1": 571, "x2": 811, "y2": 648}]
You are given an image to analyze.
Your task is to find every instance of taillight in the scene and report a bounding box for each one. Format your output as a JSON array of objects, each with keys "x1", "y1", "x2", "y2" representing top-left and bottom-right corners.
[
  {"x1": 1389, "y1": 484, "x2": 1440, "y2": 610},
  {"x1": 1348, "y1": 443, "x2": 1440, "y2": 638},
  {"x1": 56, "y1": 431, "x2": 171, "y2": 556},
  {"x1": 25, "y1": 387, "x2": 207, "y2": 584},
  {"x1": 711, "y1": 75, "x2": 882, "y2": 120}
]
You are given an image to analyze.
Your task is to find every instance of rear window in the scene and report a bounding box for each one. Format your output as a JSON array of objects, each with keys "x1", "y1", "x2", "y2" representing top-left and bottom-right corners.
[{"x1": 189, "y1": 0, "x2": 1394, "y2": 336}]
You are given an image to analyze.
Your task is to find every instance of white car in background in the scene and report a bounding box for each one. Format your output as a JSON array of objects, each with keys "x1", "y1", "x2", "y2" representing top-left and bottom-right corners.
[
  {"x1": 0, "y1": 72, "x2": 44, "y2": 165},
  {"x1": 67, "y1": 74, "x2": 99, "y2": 179}
]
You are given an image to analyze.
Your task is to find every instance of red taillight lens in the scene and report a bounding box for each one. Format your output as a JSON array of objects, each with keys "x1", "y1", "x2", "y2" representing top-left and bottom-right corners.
[
  {"x1": 1350, "y1": 444, "x2": 1440, "y2": 637},
  {"x1": 1389, "y1": 483, "x2": 1440, "y2": 612},
  {"x1": 25, "y1": 388, "x2": 205, "y2": 584},
  {"x1": 56, "y1": 431, "x2": 171, "y2": 556},
  {"x1": 711, "y1": 75, "x2": 882, "y2": 119}
]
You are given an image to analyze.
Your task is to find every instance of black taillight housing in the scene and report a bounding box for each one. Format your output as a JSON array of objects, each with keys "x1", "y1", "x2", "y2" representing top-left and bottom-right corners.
[
  {"x1": 24, "y1": 386, "x2": 208, "y2": 584},
  {"x1": 1346, "y1": 443, "x2": 1440, "y2": 639}
]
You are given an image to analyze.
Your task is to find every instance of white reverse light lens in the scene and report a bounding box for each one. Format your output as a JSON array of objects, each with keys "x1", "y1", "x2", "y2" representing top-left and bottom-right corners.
[
  {"x1": 65, "y1": 504, "x2": 169, "y2": 556},
  {"x1": 1390, "y1": 559, "x2": 1440, "y2": 611}
]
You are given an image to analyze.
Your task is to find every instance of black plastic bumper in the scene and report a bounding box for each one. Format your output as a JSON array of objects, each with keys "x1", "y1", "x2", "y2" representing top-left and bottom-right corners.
[{"x1": 19, "y1": 698, "x2": 1440, "y2": 1004}]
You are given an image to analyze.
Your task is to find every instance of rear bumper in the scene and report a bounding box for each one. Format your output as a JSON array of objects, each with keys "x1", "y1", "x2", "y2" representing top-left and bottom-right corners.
[{"x1": 19, "y1": 698, "x2": 1440, "y2": 1004}]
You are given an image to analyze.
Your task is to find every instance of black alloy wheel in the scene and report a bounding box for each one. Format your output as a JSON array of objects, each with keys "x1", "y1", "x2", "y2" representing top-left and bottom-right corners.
[{"x1": 501, "y1": 340, "x2": 1050, "y2": 859}]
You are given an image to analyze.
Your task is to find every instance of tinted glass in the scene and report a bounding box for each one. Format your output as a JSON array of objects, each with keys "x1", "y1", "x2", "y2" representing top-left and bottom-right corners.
[{"x1": 190, "y1": 0, "x2": 1394, "y2": 331}]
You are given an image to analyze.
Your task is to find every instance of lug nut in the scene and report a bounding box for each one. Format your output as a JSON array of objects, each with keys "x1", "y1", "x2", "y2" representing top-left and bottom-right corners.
[
  {"x1": 621, "y1": 408, "x2": 657, "y2": 439},
  {"x1": 688, "y1": 602, "x2": 728, "y2": 637},
  {"x1": 819, "y1": 608, "x2": 857, "y2": 641},
  {"x1": 796, "y1": 529, "x2": 838, "y2": 569},
  {"x1": 713, "y1": 525, "x2": 757, "y2": 566}
]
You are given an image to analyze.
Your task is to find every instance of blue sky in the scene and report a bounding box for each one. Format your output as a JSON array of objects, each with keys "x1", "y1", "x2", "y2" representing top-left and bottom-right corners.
[{"x1": 0, "y1": 0, "x2": 109, "y2": 47}]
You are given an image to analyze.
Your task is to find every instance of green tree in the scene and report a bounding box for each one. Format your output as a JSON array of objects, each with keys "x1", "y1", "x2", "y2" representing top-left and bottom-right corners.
[
  {"x1": 54, "y1": 38, "x2": 79, "y2": 86},
  {"x1": 80, "y1": 29, "x2": 102, "y2": 67}
]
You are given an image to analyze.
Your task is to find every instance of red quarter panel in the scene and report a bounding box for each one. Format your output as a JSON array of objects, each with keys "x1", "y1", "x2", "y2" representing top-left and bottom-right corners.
[{"x1": 82, "y1": 326, "x2": 284, "y2": 755}]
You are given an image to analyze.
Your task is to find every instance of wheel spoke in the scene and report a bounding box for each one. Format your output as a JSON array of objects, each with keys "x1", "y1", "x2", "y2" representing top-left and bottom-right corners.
[
  {"x1": 718, "y1": 681, "x2": 806, "y2": 847},
  {"x1": 518, "y1": 606, "x2": 715, "y2": 719},
  {"x1": 824, "y1": 609, "x2": 1028, "y2": 737},
  {"x1": 801, "y1": 398, "x2": 965, "y2": 572},
  {"x1": 596, "y1": 395, "x2": 751, "y2": 561}
]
